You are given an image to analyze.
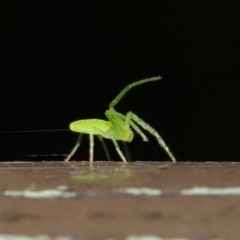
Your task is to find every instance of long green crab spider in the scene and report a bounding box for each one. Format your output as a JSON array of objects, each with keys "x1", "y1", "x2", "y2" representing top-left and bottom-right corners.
[{"x1": 65, "y1": 76, "x2": 176, "y2": 163}]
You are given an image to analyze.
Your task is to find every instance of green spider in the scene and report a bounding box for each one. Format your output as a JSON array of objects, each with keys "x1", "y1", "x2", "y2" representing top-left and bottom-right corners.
[{"x1": 65, "y1": 76, "x2": 176, "y2": 163}]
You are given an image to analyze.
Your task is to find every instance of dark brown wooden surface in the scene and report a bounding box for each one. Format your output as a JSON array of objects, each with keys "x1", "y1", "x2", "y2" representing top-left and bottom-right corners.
[{"x1": 0, "y1": 161, "x2": 239, "y2": 239}]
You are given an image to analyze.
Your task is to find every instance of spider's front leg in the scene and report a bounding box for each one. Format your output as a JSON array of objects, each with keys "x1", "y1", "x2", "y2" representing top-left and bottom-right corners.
[
  {"x1": 126, "y1": 111, "x2": 177, "y2": 162},
  {"x1": 125, "y1": 113, "x2": 149, "y2": 142},
  {"x1": 111, "y1": 137, "x2": 127, "y2": 163}
]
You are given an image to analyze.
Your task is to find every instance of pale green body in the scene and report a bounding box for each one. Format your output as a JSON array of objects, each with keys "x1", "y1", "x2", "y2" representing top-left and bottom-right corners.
[
  {"x1": 65, "y1": 76, "x2": 176, "y2": 163},
  {"x1": 70, "y1": 119, "x2": 112, "y2": 136},
  {"x1": 70, "y1": 118, "x2": 133, "y2": 142}
]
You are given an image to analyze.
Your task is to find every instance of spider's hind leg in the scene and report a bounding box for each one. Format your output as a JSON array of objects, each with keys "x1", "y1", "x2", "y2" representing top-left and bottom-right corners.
[
  {"x1": 65, "y1": 133, "x2": 83, "y2": 162},
  {"x1": 97, "y1": 135, "x2": 111, "y2": 161}
]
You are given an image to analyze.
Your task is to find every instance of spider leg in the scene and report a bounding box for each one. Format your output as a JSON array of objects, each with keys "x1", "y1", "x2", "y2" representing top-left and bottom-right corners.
[
  {"x1": 89, "y1": 129, "x2": 94, "y2": 163},
  {"x1": 125, "y1": 113, "x2": 148, "y2": 141},
  {"x1": 122, "y1": 141, "x2": 132, "y2": 161},
  {"x1": 111, "y1": 137, "x2": 127, "y2": 163},
  {"x1": 65, "y1": 133, "x2": 83, "y2": 162},
  {"x1": 126, "y1": 111, "x2": 177, "y2": 162},
  {"x1": 97, "y1": 135, "x2": 111, "y2": 161}
]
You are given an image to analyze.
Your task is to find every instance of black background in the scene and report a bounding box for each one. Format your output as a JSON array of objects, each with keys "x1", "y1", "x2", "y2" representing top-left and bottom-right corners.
[{"x1": 0, "y1": 2, "x2": 239, "y2": 161}]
